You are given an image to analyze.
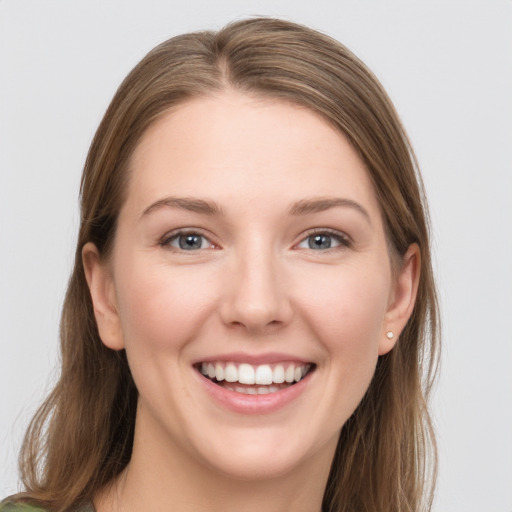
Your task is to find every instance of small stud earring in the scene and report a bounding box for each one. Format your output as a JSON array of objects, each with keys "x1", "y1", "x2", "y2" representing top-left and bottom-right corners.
[{"x1": 386, "y1": 331, "x2": 394, "y2": 340}]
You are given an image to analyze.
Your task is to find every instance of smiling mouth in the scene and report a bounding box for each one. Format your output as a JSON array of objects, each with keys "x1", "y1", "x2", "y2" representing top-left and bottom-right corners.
[{"x1": 197, "y1": 361, "x2": 314, "y2": 395}]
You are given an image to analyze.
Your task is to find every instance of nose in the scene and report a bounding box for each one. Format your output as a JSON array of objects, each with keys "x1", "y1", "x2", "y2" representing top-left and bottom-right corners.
[{"x1": 219, "y1": 247, "x2": 293, "y2": 334}]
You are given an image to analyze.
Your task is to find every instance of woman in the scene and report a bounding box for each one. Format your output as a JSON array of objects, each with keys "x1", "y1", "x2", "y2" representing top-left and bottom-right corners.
[{"x1": 1, "y1": 17, "x2": 439, "y2": 512}]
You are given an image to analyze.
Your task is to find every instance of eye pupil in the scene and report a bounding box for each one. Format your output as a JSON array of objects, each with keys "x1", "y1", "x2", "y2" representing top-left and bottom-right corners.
[
  {"x1": 179, "y1": 234, "x2": 203, "y2": 250},
  {"x1": 309, "y1": 234, "x2": 331, "y2": 249}
]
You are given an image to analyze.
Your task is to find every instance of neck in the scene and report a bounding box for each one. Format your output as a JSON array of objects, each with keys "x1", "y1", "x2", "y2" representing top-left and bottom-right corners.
[{"x1": 95, "y1": 407, "x2": 336, "y2": 512}]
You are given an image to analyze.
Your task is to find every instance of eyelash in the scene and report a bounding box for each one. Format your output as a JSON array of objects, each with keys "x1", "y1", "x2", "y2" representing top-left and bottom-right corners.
[
  {"x1": 159, "y1": 229, "x2": 217, "y2": 252},
  {"x1": 296, "y1": 229, "x2": 352, "y2": 251},
  {"x1": 159, "y1": 228, "x2": 351, "y2": 252}
]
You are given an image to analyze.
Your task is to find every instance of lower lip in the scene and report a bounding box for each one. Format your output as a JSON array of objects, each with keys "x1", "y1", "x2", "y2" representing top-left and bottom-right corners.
[{"x1": 196, "y1": 370, "x2": 313, "y2": 415}]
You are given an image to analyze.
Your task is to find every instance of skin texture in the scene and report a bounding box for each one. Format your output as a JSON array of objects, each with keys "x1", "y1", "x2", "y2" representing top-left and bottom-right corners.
[{"x1": 83, "y1": 91, "x2": 419, "y2": 512}]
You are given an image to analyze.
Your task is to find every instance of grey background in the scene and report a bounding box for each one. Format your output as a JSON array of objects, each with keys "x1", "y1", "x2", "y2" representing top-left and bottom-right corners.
[{"x1": 1, "y1": 1, "x2": 511, "y2": 510}]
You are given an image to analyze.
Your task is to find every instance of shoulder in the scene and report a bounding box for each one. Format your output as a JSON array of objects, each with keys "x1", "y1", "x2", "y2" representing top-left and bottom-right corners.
[
  {"x1": 0, "y1": 503, "x2": 47, "y2": 512},
  {"x1": 0, "y1": 503, "x2": 94, "y2": 512}
]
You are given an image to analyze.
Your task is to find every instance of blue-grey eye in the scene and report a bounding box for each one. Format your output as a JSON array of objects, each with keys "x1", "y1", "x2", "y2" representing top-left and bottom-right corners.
[
  {"x1": 309, "y1": 234, "x2": 333, "y2": 249},
  {"x1": 168, "y1": 233, "x2": 210, "y2": 250},
  {"x1": 297, "y1": 232, "x2": 347, "y2": 250}
]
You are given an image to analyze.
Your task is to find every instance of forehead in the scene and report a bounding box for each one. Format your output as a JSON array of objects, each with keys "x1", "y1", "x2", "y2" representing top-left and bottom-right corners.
[{"x1": 125, "y1": 91, "x2": 381, "y2": 219}]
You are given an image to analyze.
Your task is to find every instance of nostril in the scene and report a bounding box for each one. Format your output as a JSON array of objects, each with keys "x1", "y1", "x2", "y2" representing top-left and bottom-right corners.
[{"x1": 226, "y1": 318, "x2": 284, "y2": 335}]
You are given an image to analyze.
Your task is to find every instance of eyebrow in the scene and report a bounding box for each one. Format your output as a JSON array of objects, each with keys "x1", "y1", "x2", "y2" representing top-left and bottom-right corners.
[
  {"x1": 141, "y1": 196, "x2": 223, "y2": 217},
  {"x1": 289, "y1": 197, "x2": 371, "y2": 224},
  {"x1": 141, "y1": 195, "x2": 371, "y2": 224}
]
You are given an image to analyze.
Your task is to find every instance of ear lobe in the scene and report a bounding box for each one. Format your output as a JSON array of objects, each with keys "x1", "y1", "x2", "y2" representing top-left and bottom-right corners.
[
  {"x1": 82, "y1": 242, "x2": 125, "y2": 350},
  {"x1": 379, "y1": 243, "x2": 421, "y2": 355}
]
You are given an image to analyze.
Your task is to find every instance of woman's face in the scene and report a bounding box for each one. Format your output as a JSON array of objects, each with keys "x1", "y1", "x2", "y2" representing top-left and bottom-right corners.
[{"x1": 85, "y1": 91, "x2": 417, "y2": 481}]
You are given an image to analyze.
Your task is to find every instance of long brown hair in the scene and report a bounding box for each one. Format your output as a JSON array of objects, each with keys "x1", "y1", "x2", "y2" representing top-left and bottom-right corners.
[{"x1": 9, "y1": 17, "x2": 439, "y2": 512}]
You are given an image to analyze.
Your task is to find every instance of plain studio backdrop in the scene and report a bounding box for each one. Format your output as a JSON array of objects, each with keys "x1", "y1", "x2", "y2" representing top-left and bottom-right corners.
[{"x1": 1, "y1": 1, "x2": 511, "y2": 511}]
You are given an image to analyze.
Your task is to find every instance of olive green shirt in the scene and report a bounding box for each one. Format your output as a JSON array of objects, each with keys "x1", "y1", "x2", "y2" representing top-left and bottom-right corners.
[{"x1": 0, "y1": 503, "x2": 94, "y2": 512}]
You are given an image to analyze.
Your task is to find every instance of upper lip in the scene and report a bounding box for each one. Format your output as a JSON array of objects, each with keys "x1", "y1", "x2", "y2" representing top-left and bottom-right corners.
[{"x1": 193, "y1": 352, "x2": 312, "y2": 366}]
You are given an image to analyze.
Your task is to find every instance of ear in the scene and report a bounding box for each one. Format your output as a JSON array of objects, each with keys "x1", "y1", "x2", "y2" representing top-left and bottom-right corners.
[
  {"x1": 379, "y1": 243, "x2": 421, "y2": 355},
  {"x1": 82, "y1": 242, "x2": 125, "y2": 350}
]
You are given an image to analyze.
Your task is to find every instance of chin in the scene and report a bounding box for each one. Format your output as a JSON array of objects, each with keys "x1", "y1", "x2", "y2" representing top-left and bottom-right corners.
[{"x1": 185, "y1": 420, "x2": 339, "y2": 483}]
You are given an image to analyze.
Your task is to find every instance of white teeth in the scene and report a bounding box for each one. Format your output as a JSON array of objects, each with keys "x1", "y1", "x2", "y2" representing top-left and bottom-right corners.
[
  {"x1": 199, "y1": 361, "x2": 311, "y2": 388},
  {"x1": 273, "y1": 364, "x2": 285, "y2": 383},
  {"x1": 255, "y1": 364, "x2": 273, "y2": 385},
  {"x1": 238, "y1": 364, "x2": 255, "y2": 385},
  {"x1": 224, "y1": 363, "x2": 238, "y2": 383},
  {"x1": 215, "y1": 363, "x2": 224, "y2": 381},
  {"x1": 285, "y1": 365, "x2": 295, "y2": 383},
  {"x1": 222, "y1": 383, "x2": 301, "y2": 395}
]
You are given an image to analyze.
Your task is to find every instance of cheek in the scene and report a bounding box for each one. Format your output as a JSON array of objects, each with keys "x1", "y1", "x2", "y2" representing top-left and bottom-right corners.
[
  {"x1": 112, "y1": 257, "x2": 221, "y2": 422},
  {"x1": 113, "y1": 255, "x2": 218, "y2": 355},
  {"x1": 296, "y1": 261, "x2": 391, "y2": 357}
]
